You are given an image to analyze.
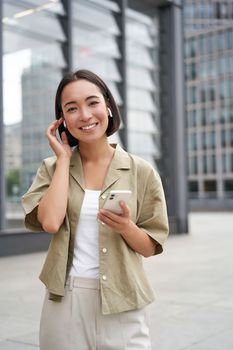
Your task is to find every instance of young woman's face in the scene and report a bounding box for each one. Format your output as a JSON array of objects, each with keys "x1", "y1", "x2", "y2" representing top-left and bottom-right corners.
[{"x1": 61, "y1": 79, "x2": 109, "y2": 144}]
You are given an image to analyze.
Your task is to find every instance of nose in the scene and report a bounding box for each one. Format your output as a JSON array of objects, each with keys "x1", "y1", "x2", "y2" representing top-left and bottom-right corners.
[{"x1": 79, "y1": 107, "x2": 91, "y2": 121}]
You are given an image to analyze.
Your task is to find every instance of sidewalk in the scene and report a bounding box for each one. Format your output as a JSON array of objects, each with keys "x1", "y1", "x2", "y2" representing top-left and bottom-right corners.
[{"x1": 0, "y1": 212, "x2": 233, "y2": 350}]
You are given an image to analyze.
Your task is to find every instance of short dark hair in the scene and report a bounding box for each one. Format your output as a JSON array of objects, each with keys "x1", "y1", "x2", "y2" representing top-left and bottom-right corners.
[{"x1": 55, "y1": 69, "x2": 121, "y2": 146}]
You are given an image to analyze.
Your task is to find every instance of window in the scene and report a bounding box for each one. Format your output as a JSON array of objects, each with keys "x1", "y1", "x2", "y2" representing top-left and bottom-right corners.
[
  {"x1": 210, "y1": 85, "x2": 216, "y2": 102},
  {"x1": 189, "y1": 180, "x2": 199, "y2": 198},
  {"x1": 191, "y1": 110, "x2": 197, "y2": 127},
  {"x1": 218, "y1": 32, "x2": 226, "y2": 51},
  {"x1": 200, "y1": 60, "x2": 207, "y2": 79},
  {"x1": 201, "y1": 108, "x2": 207, "y2": 126},
  {"x1": 207, "y1": 35, "x2": 214, "y2": 54},
  {"x1": 220, "y1": 106, "x2": 227, "y2": 124},
  {"x1": 218, "y1": 57, "x2": 226, "y2": 75},
  {"x1": 224, "y1": 180, "x2": 233, "y2": 192},
  {"x1": 189, "y1": 156, "x2": 198, "y2": 175},
  {"x1": 207, "y1": 108, "x2": 216, "y2": 124},
  {"x1": 210, "y1": 131, "x2": 216, "y2": 149},
  {"x1": 229, "y1": 105, "x2": 233, "y2": 123},
  {"x1": 222, "y1": 153, "x2": 227, "y2": 173},
  {"x1": 199, "y1": 36, "x2": 205, "y2": 56},
  {"x1": 189, "y1": 133, "x2": 197, "y2": 150},
  {"x1": 204, "y1": 180, "x2": 217, "y2": 194},
  {"x1": 215, "y1": 3, "x2": 221, "y2": 18},
  {"x1": 229, "y1": 79, "x2": 233, "y2": 99},
  {"x1": 191, "y1": 63, "x2": 196, "y2": 80},
  {"x1": 220, "y1": 3, "x2": 228, "y2": 19},
  {"x1": 184, "y1": 4, "x2": 195, "y2": 18},
  {"x1": 200, "y1": 86, "x2": 206, "y2": 103},
  {"x1": 189, "y1": 181, "x2": 198, "y2": 192},
  {"x1": 202, "y1": 155, "x2": 208, "y2": 174},
  {"x1": 231, "y1": 153, "x2": 233, "y2": 172},
  {"x1": 231, "y1": 129, "x2": 233, "y2": 147},
  {"x1": 185, "y1": 64, "x2": 191, "y2": 80},
  {"x1": 209, "y1": 58, "x2": 216, "y2": 78},
  {"x1": 190, "y1": 38, "x2": 197, "y2": 57},
  {"x1": 229, "y1": 55, "x2": 233, "y2": 74},
  {"x1": 220, "y1": 80, "x2": 227, "y2": 100},
  {"x1": 228, "y1": 30, "x2": 233, "y2": 49},
  {"x1": 221, "y1": 129, "x2": 226, "y2": 147},
  {"x1": 209, "y1": 154, "x2": 216, "y2": 173},
  {"x1": 191, "y1": 86, "x2": 197, "y2": 104},
  {"x1": 185, "y1": 41, "x2": 191, "y2": 58},
  {"x1": 196, "y1": 109, "x2": 201, "y2": 126}
]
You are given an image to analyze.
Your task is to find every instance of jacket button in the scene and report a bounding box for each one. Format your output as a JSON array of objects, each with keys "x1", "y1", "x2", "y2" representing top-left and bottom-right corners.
[
  {"x1": 102, "y1": 275, "x2": 107, "y2": 281},
  {"x1": 102, "y1": 247, "x2": 107, "y2": 254}
]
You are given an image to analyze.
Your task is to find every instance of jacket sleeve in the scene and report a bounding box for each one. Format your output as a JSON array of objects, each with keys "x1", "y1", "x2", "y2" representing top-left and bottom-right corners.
[
  {"x1": 21, "y1": 160, "x2": 52, "y2": 232},
  {"x1": 137, "y1": 169, "x2": 169, "y2": 255}
]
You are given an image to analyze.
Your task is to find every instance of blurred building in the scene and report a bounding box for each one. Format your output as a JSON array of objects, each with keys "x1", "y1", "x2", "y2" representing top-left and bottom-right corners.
[
  {"x1": 0, "y1": 0, "x2": 188, "y2": 237},
  {"x1": 5, "y1": 122, "x2": 21, "y2": 172},
  {"x1": 21, "y1": 64, "x2": 60, "y2": 194},
  {"x1": 184, "y1": 0, "x2": 233, "y2": 209}
]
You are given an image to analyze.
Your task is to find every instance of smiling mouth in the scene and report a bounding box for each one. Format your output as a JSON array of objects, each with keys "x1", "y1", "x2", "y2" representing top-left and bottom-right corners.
[{"x1": 80, "y1": 123, "x2": 98, "y2": 131}]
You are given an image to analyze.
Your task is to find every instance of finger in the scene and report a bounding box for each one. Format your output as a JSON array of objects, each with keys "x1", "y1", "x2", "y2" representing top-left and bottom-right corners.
[
  {"x1": 101, "y1": 218, "x2": 115, "y2": 229},
  {"x1": 119, "y1": 201, "x2": 130, "y2": 217},
  {"x1": 99, "y1": 213, "x2": 129, "y2": 232},
  {"x1": 46, "y1": 124, "x2": 54, "y2": 137},
  {"x1": 99, "y1": 208, "x2": 119, "y2": 220},
  {"x1": 61, "y1": 131, "x2": 69, "y2": 145},
  {"x1": 98, "y1": 213, "x2": 119, "y2": 229},
  {"x1": 98, "y1": 209, "x2": 124, "y2": 225},
  {"x1": 47, "y1": 120, "x2": 61, "y2": 136},
  {"x1": 46, "y1": 124, "x2": 57, "y2": 138},
  {"x1": 53, "y1": 119, "x2": 63, "y2": 129}
]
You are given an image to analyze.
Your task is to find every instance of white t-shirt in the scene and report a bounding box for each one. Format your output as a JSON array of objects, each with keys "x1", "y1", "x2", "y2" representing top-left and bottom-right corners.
[{"x1": 69, "y1": 189, "x2": 101, "y2": 278}]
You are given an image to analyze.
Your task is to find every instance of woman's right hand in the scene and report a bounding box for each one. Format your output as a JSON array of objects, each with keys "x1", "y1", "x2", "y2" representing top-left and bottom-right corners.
[{"x1": 46, "y1": 118, "x2": 72, "y2": 160}]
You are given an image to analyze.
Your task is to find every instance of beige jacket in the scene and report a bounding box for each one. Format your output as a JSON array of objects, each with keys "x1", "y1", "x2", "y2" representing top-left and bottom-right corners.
[{"x1": 22, "y1": 144, "x2": 169, "y2": 315}]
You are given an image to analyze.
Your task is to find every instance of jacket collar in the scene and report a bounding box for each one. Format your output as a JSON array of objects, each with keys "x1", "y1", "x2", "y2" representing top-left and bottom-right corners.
[{"x1": 69, "y1": 144, "x2": 131, "y2": 193}]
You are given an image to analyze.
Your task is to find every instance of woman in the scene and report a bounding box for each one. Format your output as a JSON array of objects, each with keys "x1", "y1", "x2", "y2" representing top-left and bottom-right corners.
[{"x1": 22, "y1": 69, "x2": 169, "y2": 350}]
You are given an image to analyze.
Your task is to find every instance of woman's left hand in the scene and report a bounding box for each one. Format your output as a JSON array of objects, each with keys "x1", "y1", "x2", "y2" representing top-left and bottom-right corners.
[
  {"x1": 98, "y1": 201, "x2": 131, "y2": 234},
  {"x1": 98, "y1": 200, "x2": 156, "y2": 257}
]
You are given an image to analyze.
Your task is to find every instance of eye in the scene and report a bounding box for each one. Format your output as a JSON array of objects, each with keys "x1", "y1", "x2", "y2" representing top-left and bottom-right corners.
[
  {"x1": 67, "y1": 106, "x2": 77, "y2": 112},
  {"x1": 89, "y1": 101, "x2": 99, "y2": 106}
]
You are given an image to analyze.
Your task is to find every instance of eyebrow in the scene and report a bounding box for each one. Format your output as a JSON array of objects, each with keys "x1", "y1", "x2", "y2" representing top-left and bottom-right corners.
[{"x1": 63, "y1": 95, "x2": 100, "y2": 108}]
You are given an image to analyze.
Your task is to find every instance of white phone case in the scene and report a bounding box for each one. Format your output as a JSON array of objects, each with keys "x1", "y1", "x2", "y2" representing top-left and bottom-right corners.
[{"x1": 103, "y1": 190, "x2": 132, "y2": 214}]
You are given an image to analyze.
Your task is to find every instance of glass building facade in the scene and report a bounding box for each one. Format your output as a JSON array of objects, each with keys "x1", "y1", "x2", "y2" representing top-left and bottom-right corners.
[
  {"x1": 1, "y1": 0, "x2": 161, "y2": 230},
  {"x1": 184, "y1": 0, "x2": 233, "y2": 208},
  {"x1": 126, "y1": 10, "x2": 160, "y2": 166},
  {"x1": 3, "y1": 0, "x2": 65, "y2": 228}
]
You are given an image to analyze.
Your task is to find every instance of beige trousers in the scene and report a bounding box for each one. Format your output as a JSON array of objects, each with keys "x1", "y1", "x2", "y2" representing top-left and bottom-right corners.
[{"x1": 39, "y1": 276, "x2": 152, "y2": 350}]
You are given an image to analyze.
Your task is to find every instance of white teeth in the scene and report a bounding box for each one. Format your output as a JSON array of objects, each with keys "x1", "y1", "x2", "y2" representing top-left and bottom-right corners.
[{"x1": 81, "y1": 123, "x2": 96, "y2": 130}]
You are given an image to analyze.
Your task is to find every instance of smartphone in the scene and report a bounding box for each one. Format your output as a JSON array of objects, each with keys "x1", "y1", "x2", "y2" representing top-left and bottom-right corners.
[{"x1": 103, "y1": 190, "x2": 132, "y2": 214}]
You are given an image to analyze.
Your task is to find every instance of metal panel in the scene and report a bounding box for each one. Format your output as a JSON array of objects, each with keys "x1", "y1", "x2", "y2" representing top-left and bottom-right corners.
[
  {"x1": 128, "y1": 0, "x2": 171, "y2": 13},
  {"x1": 0, "y1": 0, "x2": 5, "y2": 230},
  {"x1": 159, "y1": 3, "x2": 188, "y2": 233},
  {"x1": 60, "y1": 0, "x2": 73, "y2": 72},
  {"x1": 114, "y1": 0, "x2": 128, "y2": 149},
  {"x1": 0, "y1": 231, "x2": 50, "y2": 257}
]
